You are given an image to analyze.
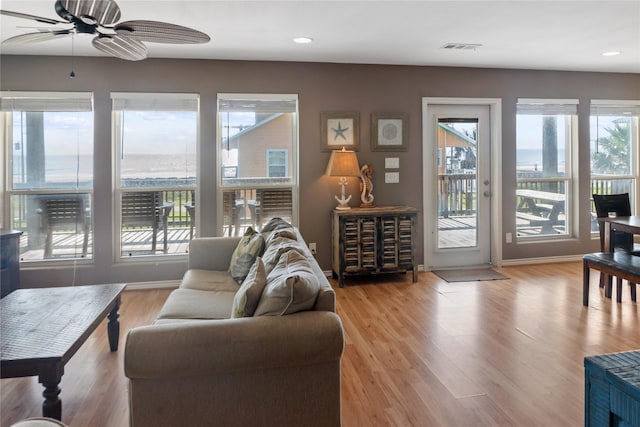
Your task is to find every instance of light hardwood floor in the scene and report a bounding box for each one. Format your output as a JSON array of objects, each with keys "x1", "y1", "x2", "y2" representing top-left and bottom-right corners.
[{"x1": 1, "y1": 262, "x2": 638, "y2": 426}]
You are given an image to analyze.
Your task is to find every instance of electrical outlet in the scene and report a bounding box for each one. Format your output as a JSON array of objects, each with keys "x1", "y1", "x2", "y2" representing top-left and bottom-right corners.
[
  {"x1": 309, "y1": 242, "x2": 317, "y2": 255},
  {"x1": 505, "y1": 232, "x2": 512, "y2": 243},
  {"x1": 385, "y1": 172, "x2": 400, "y2": 183},
  {"x1": 385, "y1": 157, "x2": 400, "y2": 169}
]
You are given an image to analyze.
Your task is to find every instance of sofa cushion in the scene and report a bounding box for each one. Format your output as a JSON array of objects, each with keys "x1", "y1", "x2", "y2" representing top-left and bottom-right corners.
[
  {"x1": 228, "y1": 227, "x2": 265, "y2": 284},
  {"x1": 231, "y1": 257, "x2": 267, "y2": 318},
  {"x1": 157, "y1": 289, "x2": 235, "y2": 320},
  {"x1": 261, "y1": 236, "x2": 306, "y2": 275},
  {"x1": 260, "y1": 217, "x2": 293, "y2": 234},
  {"x1": 254, "y1": 250, "x2": 320, "y2": 316},
  {"x1": 263, "y1": 228, "x2": 298, "y2": 247},
  {"x1": 180, "y1": 269, "x2": 239, "y2": 292}
]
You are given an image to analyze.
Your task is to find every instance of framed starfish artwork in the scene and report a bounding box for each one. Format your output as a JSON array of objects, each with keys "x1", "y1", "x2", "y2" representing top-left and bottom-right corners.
[
  {"x1": 371, "y1": 112, "x2": 408, "y2": 151},
  {"x1": 321, "y1": 111, "x2": 359, "y2": 151}
]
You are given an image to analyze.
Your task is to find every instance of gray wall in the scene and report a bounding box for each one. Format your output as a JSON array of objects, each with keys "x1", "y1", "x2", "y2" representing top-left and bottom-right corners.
[{"x1": 1, "y1": 55, "x2": 639, "y2": 287}]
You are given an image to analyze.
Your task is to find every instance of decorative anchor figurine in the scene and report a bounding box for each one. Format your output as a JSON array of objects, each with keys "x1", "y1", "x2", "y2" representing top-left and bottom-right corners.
[
  {"x1": 334, "y1": 176, "x2": 352, "y2": 209},
  {"x1": 359, "y1": 164, "x2": 375, "y2": 207}
]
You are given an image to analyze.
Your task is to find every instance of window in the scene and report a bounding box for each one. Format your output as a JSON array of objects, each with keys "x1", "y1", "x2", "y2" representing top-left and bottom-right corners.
[
  {"x1": 112, "y1": 93, "x2": 198, "y2": 258},
  {"x1": 217, "y1": 94, "x2": 298, "y2": 236},
  {"x1": 1, "y1": 91, "x2": 94, "y2": 262},
  {"x1": 590, "y1": 100, "x2": 640, "y2": 232},
  {"x1": 267, "y1": 149, "x2": 288, "y2": 177},
  {"x1": 516, "y1": 99, "x2": 578, "y2": 239}
]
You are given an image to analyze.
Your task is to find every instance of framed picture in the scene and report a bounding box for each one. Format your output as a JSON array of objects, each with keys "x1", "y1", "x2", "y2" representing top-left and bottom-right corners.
[
  {"x1": 321, "y1": 112, "x2": 359, "y2": 151},
  {"x1": 371, "y1": 112, "x2": 408, "y2": 151}
]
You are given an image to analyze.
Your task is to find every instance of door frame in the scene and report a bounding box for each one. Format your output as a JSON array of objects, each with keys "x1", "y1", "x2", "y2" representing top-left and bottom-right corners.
[{"x1": 422, "y1": 97, "x2": 503, "y2": 270}]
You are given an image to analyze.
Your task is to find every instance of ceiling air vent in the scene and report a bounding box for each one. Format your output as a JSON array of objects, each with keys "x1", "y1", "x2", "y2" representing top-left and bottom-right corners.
[{"x1": 441, "y1": 43, "x2": 482, "y2": 50}]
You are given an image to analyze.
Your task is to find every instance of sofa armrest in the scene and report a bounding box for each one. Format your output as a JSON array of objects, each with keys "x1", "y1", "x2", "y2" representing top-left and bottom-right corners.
[
  {"x1": 125, "y1": 311, "x2": 344, "y2": 379},
  {"x1": 188, "y1": 236, "x2": 242, "y2": 270}
]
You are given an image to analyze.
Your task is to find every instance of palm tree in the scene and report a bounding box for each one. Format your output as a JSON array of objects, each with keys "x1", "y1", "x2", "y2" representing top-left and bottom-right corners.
[{"x1": 592, "y1": 119, "x2": 631, "y2": 175}]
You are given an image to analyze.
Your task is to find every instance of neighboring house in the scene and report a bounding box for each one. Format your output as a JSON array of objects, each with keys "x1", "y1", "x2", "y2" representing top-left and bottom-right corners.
[
  {"x1": 223, "y1": 113, "x2": 293, "y2": 180},
  {"x1": 437, "y1": 123, "x2": 477, "y2": 175}
]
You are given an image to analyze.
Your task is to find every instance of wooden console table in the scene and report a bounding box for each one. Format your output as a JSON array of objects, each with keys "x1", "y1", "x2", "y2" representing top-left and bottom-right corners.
[
  {"x1": 331, "y1": 206, "x2": 417, "y2": 287},
  {"x1": 0, "y1": 284, "x2": 126, "y2": 421}
]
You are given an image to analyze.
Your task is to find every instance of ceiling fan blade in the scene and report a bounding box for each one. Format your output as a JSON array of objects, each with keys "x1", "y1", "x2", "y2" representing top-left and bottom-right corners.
[
  {"x1": 2, "y1": 30, "x2": 72, "y2": 45},
  {"x1": 115, "y1": 20, "x2": 210, "y2": 44},
  {"x1": 92, "y1": 35, "x2": 147, "y2": 61},
  {"x1": 0, "y1": 10, "x2": 66, "y2": 25},
  {"x1": 56, "y1": 0, "x2": 121, "y2": 25}
]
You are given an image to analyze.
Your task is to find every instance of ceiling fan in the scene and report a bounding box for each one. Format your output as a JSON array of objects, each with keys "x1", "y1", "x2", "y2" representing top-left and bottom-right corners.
[{"x1": 0, "y1": 0, "x2": 210, "y2": 61}]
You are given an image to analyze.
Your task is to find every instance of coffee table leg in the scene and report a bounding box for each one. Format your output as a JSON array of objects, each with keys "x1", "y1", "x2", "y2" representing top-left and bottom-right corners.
[
  {"x1": 107, "y1": 296, "x2": 121, "y2": 352},
  {"x1": 39, "y1": 363, "x2": 63, "y2": 420}
]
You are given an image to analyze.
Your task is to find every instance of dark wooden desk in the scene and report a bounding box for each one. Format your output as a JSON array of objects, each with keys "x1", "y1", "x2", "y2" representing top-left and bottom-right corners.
[
  {"x1": 0, "y1": 283, "x2": 126, "y2": 421},
  {"x1": 598, "y1": 216, "x2": 640, "y2": 302},
  {"x1": 603, "y1": 215, "x2": 640, "y2": 252}
]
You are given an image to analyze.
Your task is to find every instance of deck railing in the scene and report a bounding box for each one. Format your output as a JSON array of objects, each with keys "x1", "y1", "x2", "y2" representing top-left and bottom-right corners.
[{"x1": 438, "y1": 174, "x2": 476, "y2": 217}]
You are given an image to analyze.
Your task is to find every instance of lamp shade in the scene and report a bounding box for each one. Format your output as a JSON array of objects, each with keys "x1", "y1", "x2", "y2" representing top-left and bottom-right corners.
[{"x1": 325, "y1": 148, "x2": 360, "y2": 177}]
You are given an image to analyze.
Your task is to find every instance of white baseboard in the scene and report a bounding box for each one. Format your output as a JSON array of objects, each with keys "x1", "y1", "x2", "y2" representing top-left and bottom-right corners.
[
  {"x1": 419, "y1": 255, "x2": 581, "y2": 272},
  {"x1": 498, "y1": 254, "x2": 583, "y2": 266}
]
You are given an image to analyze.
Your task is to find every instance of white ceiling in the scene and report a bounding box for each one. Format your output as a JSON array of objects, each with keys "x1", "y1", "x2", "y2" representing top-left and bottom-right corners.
[{"x1": 1, "y1": 1, "x2": 639, "y2": 73}]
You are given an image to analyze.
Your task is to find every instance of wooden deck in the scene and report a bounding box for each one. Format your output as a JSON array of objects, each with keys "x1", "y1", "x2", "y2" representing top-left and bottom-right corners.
[
  {"x1": 17, "y1": 226, "x2": 244, "y2": 261},
  {"x1": 438, "y1": 214, "x2": 568, "y2": 248},
  {"x1": 438, "y1": 216, "x2": 476, "y2": 248},
  {"x1": 17, "y1": 222, "x2": 257, "y2": 261}
]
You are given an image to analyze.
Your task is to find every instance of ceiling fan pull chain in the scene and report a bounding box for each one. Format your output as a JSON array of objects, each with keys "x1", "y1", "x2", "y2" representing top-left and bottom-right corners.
[{"x1": 69, "y1": 31, "x2": 75, "y2": 78}]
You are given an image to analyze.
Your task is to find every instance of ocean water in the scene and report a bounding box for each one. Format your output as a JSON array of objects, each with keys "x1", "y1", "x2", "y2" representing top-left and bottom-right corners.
[
  {"x1": 517, "y1": 148, "x2": 566, "y2": 171},
  {"x1": 15, "y1": 150, "x2": 560, "y2": 182},
  {"x1": 12, "y1": 154, "x2": 196, "y2": 184}
]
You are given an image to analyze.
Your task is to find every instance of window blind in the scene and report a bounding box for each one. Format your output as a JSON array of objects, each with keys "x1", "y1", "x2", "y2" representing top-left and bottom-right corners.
[
  {"x1": 218, "y1": 94, "x2": 298, "y2": 113},
  {"x1": 517, "y1": 98, "x2": 578, "y2": 115},
  {"x1": 0, "y1": 91, "x2": 93, "y2": 112},
  {"x1": 111, "y1": 92, "x2": 199, "y2": 112},
  {"x1": 591, "y1": 100, "x2": 640, "y2": 116}
]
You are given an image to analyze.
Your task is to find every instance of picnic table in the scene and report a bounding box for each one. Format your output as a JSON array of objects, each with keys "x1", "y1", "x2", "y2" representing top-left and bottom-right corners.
[{"x1": 516, "y1": 189, "x2": 565, "y2": 233}]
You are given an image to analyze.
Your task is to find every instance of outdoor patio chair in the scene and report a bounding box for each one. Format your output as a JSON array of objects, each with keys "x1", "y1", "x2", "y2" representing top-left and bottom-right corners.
[
  {"x1": 38, "y1": 194, "x2": 90, "y2": 258},
  {"x1": 121, "y1": 192, "x2": 173, "y2": 253}
]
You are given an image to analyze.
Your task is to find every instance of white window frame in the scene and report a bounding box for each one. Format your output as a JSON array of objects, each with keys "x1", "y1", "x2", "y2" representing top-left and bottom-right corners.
[
  {"x1": 216, "y1": 93, "x2": 299, "y2": 234},
  {"x1": 266, "y1": 148, "x2": 288, "y2": 178},
  {"x1": 111, "y1": 92, "x2": 199, "y2": 261},
  {"x1": 516, "y1": 98, "x2": 579, "y2": 241},
  {"x1": 1, "y1": 91, "x2": 94, "y2": 264},
  {"x1": 589, "y1": 99, "x2": 640, "y2": 237}
]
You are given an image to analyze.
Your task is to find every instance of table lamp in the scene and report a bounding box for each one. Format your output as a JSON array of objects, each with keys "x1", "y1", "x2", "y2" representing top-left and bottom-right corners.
[{"x1": 325, "y1": 147, "x2": 361, "y2": 210}]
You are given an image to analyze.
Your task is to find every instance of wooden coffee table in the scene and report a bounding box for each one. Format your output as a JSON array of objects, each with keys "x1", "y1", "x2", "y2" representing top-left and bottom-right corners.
[{"x1": 0, "y1": 283, "x2": 126, "y2": 421}]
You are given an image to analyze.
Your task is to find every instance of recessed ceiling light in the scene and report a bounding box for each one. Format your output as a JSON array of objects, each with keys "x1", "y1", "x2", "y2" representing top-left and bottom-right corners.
[
  {"x1": 293, "y1": 37, "x2": 313, "y2": 44},
  {"x1": 602, "y1": 51, "x2": 621, "y2": 57}
]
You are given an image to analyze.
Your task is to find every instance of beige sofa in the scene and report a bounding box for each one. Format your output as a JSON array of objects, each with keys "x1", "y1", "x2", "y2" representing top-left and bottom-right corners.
[{"x1": 124, "y1": 225, "x2": 344, "y2": 427}]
